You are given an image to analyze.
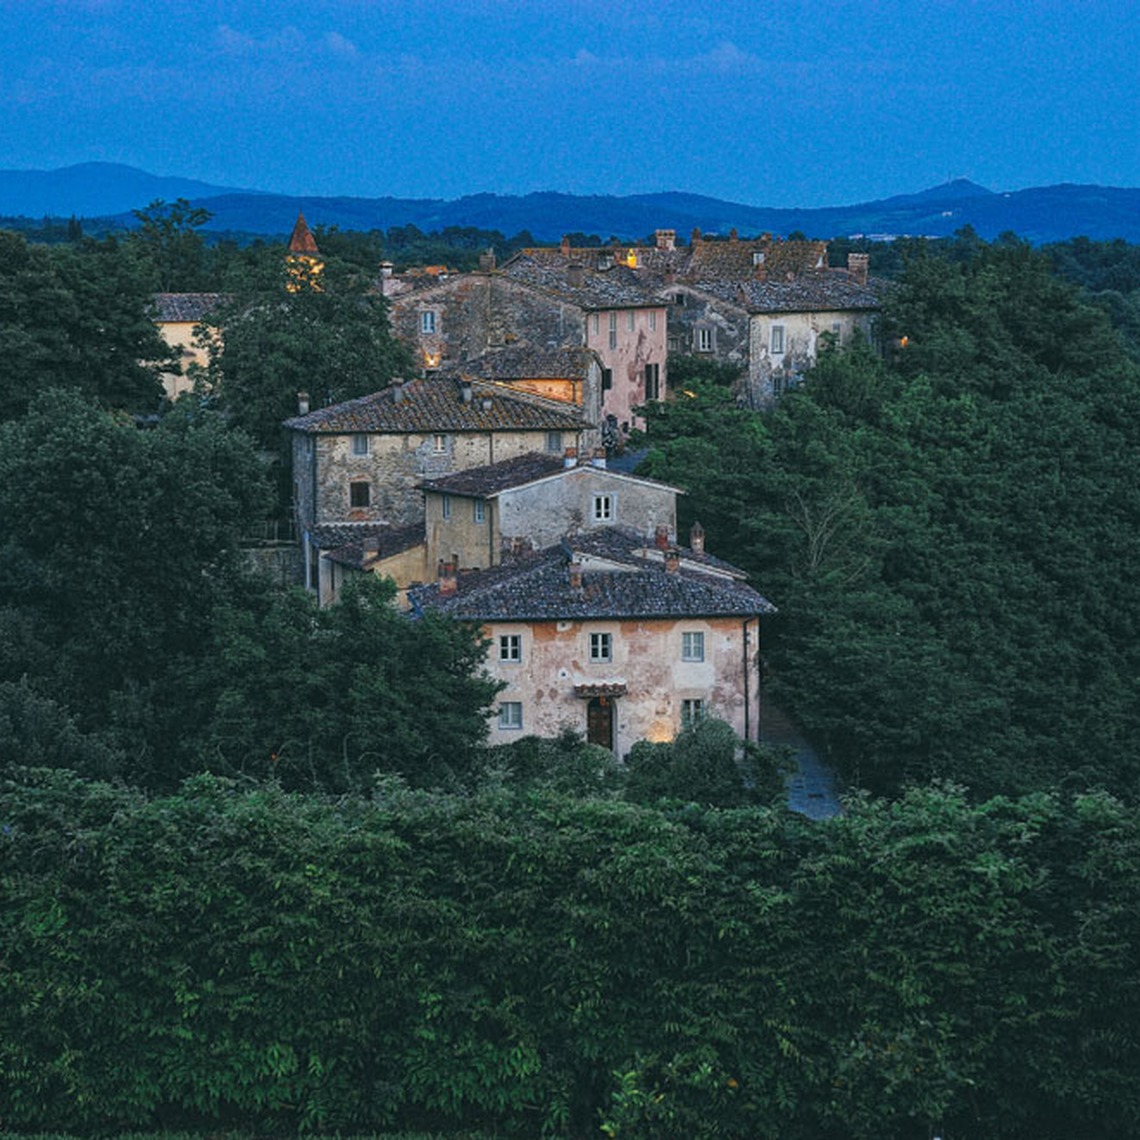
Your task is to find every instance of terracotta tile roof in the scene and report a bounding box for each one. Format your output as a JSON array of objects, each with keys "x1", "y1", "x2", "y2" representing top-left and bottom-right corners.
[
  {"x1": 318, "y1": 521, "x2": 426, "y2": 568},
  {"x1": 284, "y1": 376, "x2": 588, "y2": 435},
  {"x1": 568, "y1": 526, "x2": 744, "y2": 579},
  {"x1": 409, "y1": 534, "x2": 774, "y2": 622},
  {"x1": 152, "y1": 293, "x2": 226, "y2": 321},
  {"x1": 419, "y1": 452, "x2": 681, "y2": 500},
  {"x1": 687, "y1": 237, "x2": 828, "y2": 279},
  {"x1": 450, "y1": 345, "x2": 600, "y2": 381},
  {"x1": 722, "y1": 273, "x2": 884, "y2": 313},
  {"x1": 500, "y1": 252, "x2": 665, "y2": 308}
]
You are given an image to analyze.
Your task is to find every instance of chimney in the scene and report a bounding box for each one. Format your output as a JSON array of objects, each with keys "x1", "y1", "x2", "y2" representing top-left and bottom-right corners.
[
  {"x1": 664, "y1": 265, "x2": 676, "y2": 287},
  {"x1": 591, "y1": 447, "x2": 607, "y2": 469},
  {"x1": 848, "y1": 252, "x2": 870, "y2": 286},
  {"x1": 690, "y1": 226, "x2": 702, "y2": 245},
  {"x1": 563, "y1": 446, "x2": 578, "y2": 469},
  {"x1": 655, "y1": 524, "x2": 670, "y2": 551},
  {"x1": 664, "y1": 547, "x2": 681, "y2": 573},
  {"x1": 568, "y1": 559, "x2": 583, "y2": 590},
  {"x1": 480, "y1": 396, "x2": 493, "y2": 411},
  {"x1": 478, "y1": 249, "x2": 496, "y2": 272},
  {"x1": 561, "y1": 235, "x2": 572, "y2": 257},
  {"x1": 729, "y1": 227, "x2": 739, "y2": 242},
  {"x1": 689, "y1": 521, "x2": 705, "y2": 554},
  {"x1": 438, "y1": 559, "x2": 458, "y2": 596},
  {"x1": 362, "y1": 532, "x2": 380, "y2": 559},
  {"x1": 655, "y1": 228, "x2": 676, "y2": 251},
  {"x1": 391, "y1": 379, "x2": 405, "y2": 404},
  {"x1": 297, "y1": 391, "x2": 310, "y2": 416},
  {"x1": 460, "y1": 379, "x2": 473, "y2": 403},
  {"x1": 567, "y1": 262, "x2": 584, "y2": 287},
  {"x1": 380, "y1": 261, "x2": 394, "y2": 279}
]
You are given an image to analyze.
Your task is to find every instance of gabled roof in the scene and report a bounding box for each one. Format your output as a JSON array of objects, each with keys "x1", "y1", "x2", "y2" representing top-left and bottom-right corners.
[
  {"x1": 500, "y1": 252, "x2": 665, "y2": 309},
  {"x1": 152, "y1": 293, "x2": 226, "y2": 321},
  {"x1": 725, "y1": 273, "x2": 885, "y2": 314},
  {"x1": 450, "y1": 346, "x2": 600, "y2": 382},
  {"x1": 418, "y1": 451, "x2": 681, "y2": 500},
  {"x1": 284, "y1": 376, "x2": 588, "y2": 435},
  {"x1": 409, "y1": 531, "x2": 774, "y2": 622},
  {"x1": 318, "y1": 521, "x2": 426, "y2": 569}
]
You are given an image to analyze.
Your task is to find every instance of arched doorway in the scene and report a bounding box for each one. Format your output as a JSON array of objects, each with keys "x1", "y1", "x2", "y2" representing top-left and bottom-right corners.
[{"x1": 587, "y1": 696, "x2": 615, "y2": 751}]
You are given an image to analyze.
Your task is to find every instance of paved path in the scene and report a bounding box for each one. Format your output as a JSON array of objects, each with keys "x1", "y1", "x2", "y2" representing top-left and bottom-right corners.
[{"x1": 760, "y1": 700, "x2": 842, "y2": 819}]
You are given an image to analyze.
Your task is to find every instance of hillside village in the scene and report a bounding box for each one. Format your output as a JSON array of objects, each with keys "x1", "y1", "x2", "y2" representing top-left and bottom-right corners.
[{"x1": 153, "y1": 216, "x2": 882, "y2": 754}]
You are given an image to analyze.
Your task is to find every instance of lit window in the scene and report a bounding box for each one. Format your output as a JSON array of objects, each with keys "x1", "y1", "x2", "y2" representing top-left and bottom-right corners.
[
  {"x1": 682, "y1": 698, "x2": 705, "y2": 726},
  {"x1": 498, "y1": 701, "x2": 523, "y2": 730},
  {"x1": 499, "y1": 634, "x2": 521, "y2": 663},
  {"x1": 421, "y1": 310, "x2": 437, "y2": 334},
  {"x1": 771, "y1": 325, "x2": 786, "y2": 354},
  {"x1": 592, "y1": 494, "x2": 612, "y2": 522},
  {"x1": 474, "y1": 499, "x2": 486, "y2": 523},
  {"x1": 681, "y1": 632, "x2": 705, "y2": 662},
  {"x1": 696, "y1": 327, "x2": 713, "y2": 352},
  {"x1": 546, "y1": 430, "x2": 563, "y2": 452},
  {"x1": 349, "y1": 481, "x2": 370, "y2": 508},
  {"x1": 589, "y1": 632, "x2": 612, "y2": 662},
  {"x1": 351, "y1": 433, "x2": 370, "y2": 456},
  {"x1": 441, "y1": 493, "x2": 451, "y2": 519},
  {"x1": 644, "y1": 363, "x2": 661, "y2": 401},
  {"x1": 433, "y1": 433, "x2": 447, "y2": 453}
]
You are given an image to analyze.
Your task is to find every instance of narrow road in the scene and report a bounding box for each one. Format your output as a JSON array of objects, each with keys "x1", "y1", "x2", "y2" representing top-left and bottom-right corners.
[{"x1": 760, "y1": 699, "x2": 842, "y2": 819}]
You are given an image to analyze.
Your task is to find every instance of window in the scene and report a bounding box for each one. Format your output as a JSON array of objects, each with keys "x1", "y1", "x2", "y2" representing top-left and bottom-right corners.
[
  {"x1": 649, "y1": 311, "x2": 657, "y2": 331},
  {"x1": 770, "y1": 325, "x2": 786, "y2": 354},
  {"x1": 420, "y1": 310, "x2": 437, "y2": 334},
  {"x1": 681, "y1": 698, "x2": 705, "y2": 727},
  {"x1": 696, "y1": 326, "x2": 713, "y2": 353},
  {"x1": 589, "y1": 632, "x2": 612, "y2": 662},
  {"x1": 626, "y1": 312, "x2": 634, "y2": 332},
  {"x1": 681, "y1": 632, "x2": 705, "y2": 662},
  {"x1": 608, "y1": 312, "x2": 618, "y2": 350},
  {"x1": 432, "y1": 433, "x2": 447, "y2": 454},
  {"x1": 592, "y1": 493, "x2": 613, "y2": 522},
  {"x1": 601, "y1": 368, "x2": 613, "y2": 391},
  {"x1": 499, "y1": 634, "x2": 521, "y2": 662},
  {"x1": 675, "y1": 292, "x2": 686, "y2": 306},
  {"x1": 351, "y1": 433, "x2": 370, "y2": 456},
  {"x1": 546, "y1": 430, "x2": 563, "y2": 453},
  {"x1": 668, "y1": 335, "x2": 682, "y2": 353},
  {"x1": 752, "y1": 251, "x2": 765, "y2": 267},
  {"x1": 591, "y1": 313, "x2": 600, "y2": 335},
  {"x1": 498, "y1": 701, "x2": 523, "y2": 730},
  {"x1": 441, "y1": 493, "x2": 451, "y2": 519},
  {"x1": 349, "y1": 481, "x2": 370, "y2": 508},
  {"x1": 644, "y1": 362, "x2": 661, "y2": 401},
  {"x1": 473, "y1": 499, "x2": 486, "y2": 524}
]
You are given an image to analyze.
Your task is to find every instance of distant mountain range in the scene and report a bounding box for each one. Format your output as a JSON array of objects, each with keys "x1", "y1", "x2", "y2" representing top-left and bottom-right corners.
[{"x1": 1, "y1": 162, "x2": 1138, "y2": 245}]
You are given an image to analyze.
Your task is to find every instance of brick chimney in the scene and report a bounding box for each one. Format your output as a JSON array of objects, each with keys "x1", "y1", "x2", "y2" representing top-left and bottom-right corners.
[
  {"x1": 655, "y1": 524, "x2": 670, "y2": 551},
  {"x1": 567, "y1": 261, "x2": 584, "y2": 287},
  {"x1": 729, "y1": 227, "x2": 739, "y2": 242},
  {"x1": 563, "y1": 446, "x2": 578, "y2": 469},
  {"x1": 690, "y1": 226, "x2": 702, "y2": 245},
  {"x1": 561, "y1": 235, "x2": 572, "y2": 257},
  {"x1": 362, "y1": 532, "x2": 380, "y2": 560},
  {"x1": 689, "y1": 521, "x2": 705, "y2": 554},
  {"x1": 438, "y1": 559, "x2": 458, "y2": 596},
  {"x1": 664, "y1": 547, "x2": 681, "y2": 573},
  {"x1": 478, "y1": 249, "x2": 496, "y2": 272},
  {"x1": 591, "y1": 448, "x2": 607, "y2": 469},
  {"x1": 297, "y1": 391, "x2": 310, "y2": 415},
  {"x1": 848, "y1": 252, "x2": 870, "y2": 286},
  {"x1": 655, "y1": 229, "x2": 676, "y2": 251},
  {"x1": 568, "y1": 559, "x2": 583, "y2": 590}
]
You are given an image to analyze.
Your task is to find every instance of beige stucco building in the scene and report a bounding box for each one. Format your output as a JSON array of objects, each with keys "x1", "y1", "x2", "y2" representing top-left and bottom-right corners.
[{"x1": 151, "y1": 292, "x2": 222, "y2": 400}]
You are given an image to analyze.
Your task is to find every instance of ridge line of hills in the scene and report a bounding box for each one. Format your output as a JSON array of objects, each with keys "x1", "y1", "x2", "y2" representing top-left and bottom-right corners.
[{"x1": 1, "y1": 162, "x2": 1138, "y2": 244}]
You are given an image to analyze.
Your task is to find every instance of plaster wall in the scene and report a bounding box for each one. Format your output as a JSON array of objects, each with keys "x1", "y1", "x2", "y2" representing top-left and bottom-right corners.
[
  {"x1": 484, "y1": 614, "x2": 759, "y2": 755},
  {"x1": 584, "y1": 306, "x2": 669, "y2": 432}
]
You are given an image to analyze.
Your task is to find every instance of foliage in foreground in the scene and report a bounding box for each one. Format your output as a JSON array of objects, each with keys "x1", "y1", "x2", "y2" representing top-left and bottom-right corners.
[{"x1": 3, "y1": 770, "x2": 1140, "y2": 1140}]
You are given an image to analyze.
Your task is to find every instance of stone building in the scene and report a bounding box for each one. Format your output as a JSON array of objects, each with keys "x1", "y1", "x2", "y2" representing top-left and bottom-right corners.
[
  {"x1": 284, "y1": 372, "x2": 594, "y2": 601},
  {"x1": 409, "y1": 526, "x2": 774, "y2": 754}
]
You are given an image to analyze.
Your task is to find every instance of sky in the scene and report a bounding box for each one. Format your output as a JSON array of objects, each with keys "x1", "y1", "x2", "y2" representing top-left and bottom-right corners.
[{"x1": 1, "y1": 0, "x2": 1138, "y2": 208}]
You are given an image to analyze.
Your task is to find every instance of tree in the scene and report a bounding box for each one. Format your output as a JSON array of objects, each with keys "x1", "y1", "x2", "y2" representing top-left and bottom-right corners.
[
  {"x1": 129, "y1": 197, "x2": 213, "y2": 292},
  {"x1": 201, "y1": 246, "x2": 413, "y2": 452}
]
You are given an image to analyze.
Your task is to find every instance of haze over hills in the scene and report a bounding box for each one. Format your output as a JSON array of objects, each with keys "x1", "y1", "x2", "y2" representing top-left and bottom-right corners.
[{"x1": 1, "y1": 162, "x2": 1138, "y2": 244}]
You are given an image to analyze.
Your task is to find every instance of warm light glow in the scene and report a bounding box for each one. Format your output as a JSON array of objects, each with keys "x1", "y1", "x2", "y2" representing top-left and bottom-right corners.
[
  {"x1": 626, "y1": 249, "x2": 638, "y2": 268},
  {"x1": 899, "y1": 335, "x2": 909, "y2": 347},
  {"x1": 424, "y1": 351, "x2": 441, "y2": 368},
  {"x1": 645, "y1": 719, "x2": 674, "y2": 743}
]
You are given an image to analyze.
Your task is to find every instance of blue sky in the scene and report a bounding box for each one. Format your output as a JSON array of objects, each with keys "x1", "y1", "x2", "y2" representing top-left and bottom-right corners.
[{"x1": 1, "y1": 0, "x2": 1138, "y2": 207}]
